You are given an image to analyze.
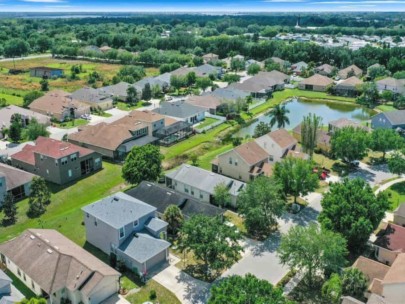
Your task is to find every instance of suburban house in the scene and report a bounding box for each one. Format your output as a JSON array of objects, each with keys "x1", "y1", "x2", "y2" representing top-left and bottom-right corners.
[
  {"x1": 153, "y1": 100, "x2": 206, "y2": 125},
  {"x1": 29, "y1": 67, "x2": 64, "y2": 79},
  {"x1": 0, "y1": 105, "x2": 51, "y2": 139},
  {"x1": 353, "y1": 253, "x2": 405, "y2": 303},
  {"x1": 29, "y1": 90, "x2": 90, "y2": 122},
  {"x1": 68, "y1": 111, "x2": 164, "y2": 160},
  {"x1": 71, "y1": 87, "x2": 114, "y2": 110},
  {"x1": 314, "y1": 64, "x2": 335, "y2": 76},
  {"x1": 11, "y1": 137, "x2": 102, "y2": 185},
  {"x1": 0, "y1": 269, "x2": 24, "y2": 303},
  {"x1": 374, "y1": 223, "x2": 405, "y2": 266},
  {"x1": 98, "y1": 82, "x2": 132, "y2": 101},
  {"x1": 194, "y1": 64, "x2": 223, "y2": 78},
  {"x1": 99, "y1": 45, "x2": 112, "y2": 53},
  {"x1": 328, "y1": 118, "x2": 367, "y2": 134},
  {"x1": 335, "y1": 76, "x2": 363, "y2": 97},
  {"x1": 270, "y1": 57, "x2": 290, "y2": 69},
  {"x1": 82, "y1": 192, "x2": 170, "y2": 276},
  {"x1": 185, "y1": 95, "x2": 223, "y2": 114},
  {"x1": 206, "y1": 87, "x2": 250, "y2": 102},
  {"x1": 291, "y1": 61, "x2": 308, "y2": 75},
  {"x1": 202, "y1": 53, "x2": 219, "y2": 63},
  {"x1": 0, "y1": 229, "x2": 121, "y2": 304},
  {"x1": 376, "y1": 77, "x2": 405, "y2": 96},
  {"x1": 293, "y1": 124, "x2": 331, "y2": 152},
  {"x1": 245, "y1": 59, "x2": 264, "y2": 69},
  {"x1": 165, "y1": 164, "x2": 246, "y2": 208},
  {"x1": 255, "y1": 129, "x2": 299, "y2": 164},
  {"x1": 231, "y1": 71, "x2": 289, "y2": 97},
  {"x1": 126, "y1": 181, "x2": 225, "y2": 218},
  {"x1": 133, "y1": 76, "x2": 170, "y2": 96},
  {"x1": 154, "y1": 120, "x2": 193, "y2": 146},
  {"x1": 298, "y1": 74, "x2": 334, "y2": 92},
  {"x1": 82, "y1": 45, "x2": 102, "y2": 54},
  {"x1": 371, "y1": 110, "x2": 405, "y2": 130},
  {"x1": 0, "y1": 163, "x2": 36, "y2": 205},
  {"x1": 338, "y1": 65, "x2": 363, "y2": 79},
  {"x1": 394, "y1": 203, "x2": 405, "y2": 227},
  {"x1": 212, "y1": 141, "x2": 271, "y2": 182}
]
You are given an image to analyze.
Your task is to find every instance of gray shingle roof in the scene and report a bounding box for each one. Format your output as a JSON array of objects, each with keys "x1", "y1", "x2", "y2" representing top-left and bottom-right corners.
[
  {"x1": 118, "y1": 232, "x2": 170, "y2": 264},
  {"x1": 82, "y1": 192, "x2": 156, "y2": 229},
  {"x1": 153, "y1": 101, "x2": 206, "y2": 119},
  {"x1": 380, "y1": 110, "x2": 405, "y2": 126},
  {"x1": 99, "y1": 82, "x2": 131, "y2": 98},
  {"x1": 0, "y1": 163, "x2": 36, "y2": 191},
  {"x1": 205, "y1": 87, "x2": 249, "y2": 101},
  {"x1": 145, "y1": 217, "x2": 168, "y2": 233},
  {"x1": 71, "y1": 87, "x2": 113, "y2": 105},
  {"x1": 0, "y1": 105, "x2": 51, "y2": 129}
]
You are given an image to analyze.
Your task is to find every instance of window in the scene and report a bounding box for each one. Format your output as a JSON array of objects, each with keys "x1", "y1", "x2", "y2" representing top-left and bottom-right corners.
[
  {"x1": 119, "y1": 227, "x2": 125, "y2": 239},
  {"x1": 40, "y1": 155, "x2": 44, "y2": 161},
  {"x1": 200, "y1": 192, "x2": 203, "y2": 199},
  {"x1": 31, "y1": 280, "x2": 35, "y2": 289},
  {"x1": 86, "y1": 213, "x2": 89, "y2": 218},
  {"x1": 94, "y1": 218, "x2": 98, "y2": 226},
  {"x1": 235, "y1": 160, "x2": 238, "y2": 166},
  {"x1": 229, "y1": 157, "x2": 232, "y2": 164},
  {"x1": 269, "y1": 155, "x2": 274, "y2": 161},
  {"x1": 17, "y1": 268, "x2": 21, "y2": 276},
  {"x1": 46, "y1": 169, "x2": 49, "y2": 175},
  {"x1": 191, "y1": 189, "x2": 194, "y2": 195},
  {"x1": 55, "y1": 160, "x2": 58, "y2": 166},
  {"x1": 95, "y1": 158, "x2": 101, "y2": 165},
  {"x1": 61, "y1": 157, "x2": 68, "y2": 165},
  {"x1": 23, "y1": 273, "x2": 26, "y2": 281},
  {"x1": 133, "y1": 220, "x2": 139, "y2": 227},
  {"x1": 184, "y1": 186, "x2": 189, "y2": 193},
  {"x1": 70, "y1": 154, "x2": 77, "y2": 162},
  {"x1": 68, "y1": 169, "x2": 72, "y2": 177}
]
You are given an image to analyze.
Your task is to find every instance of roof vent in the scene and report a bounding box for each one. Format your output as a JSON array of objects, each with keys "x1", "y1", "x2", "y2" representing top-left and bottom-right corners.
[
  {"x1": 47, "y1": 249, "x2": 53, "y2": 254},
  {"x1": 113, "y1": 197, "x2": 119, "y2": 201},
  {"x1": 45, "y1": 239, "x2": 50, "y2": 243},
  {"x1": 54, "y1": 246, "x2": 59, "y2": 250},
  {"x1": 147, "y1": 183, "x2": 151, "y2": 187},
  {"x1": 167, "y1": 192, "x2": 172, "y2": 196},
  {"x1": 30, "y1": 235, "x2": 36, "y2": 240}
]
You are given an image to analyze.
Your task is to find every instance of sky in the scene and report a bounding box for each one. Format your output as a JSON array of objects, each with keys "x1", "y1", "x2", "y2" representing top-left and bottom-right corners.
[{"x1": 1, "y1": 0, "x2": 405, "y2": 12}]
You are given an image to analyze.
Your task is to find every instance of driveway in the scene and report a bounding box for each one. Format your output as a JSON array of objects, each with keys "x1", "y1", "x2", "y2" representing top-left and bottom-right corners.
[
  {"x1": 89, "y1": 108, "x2": 129, "y2": 125},
  {"x1": 348, "y1": 162, "x2": 395, "y2": 187},
  {"x1": 221, "y1": 193, "x2": 322, "y2": 285},
  {"x1": 153, "y1": 255, "x2": 210, "y2": 304},
  {"x1": 47, "y1": 126, "x2": 78, "y2": 140}
]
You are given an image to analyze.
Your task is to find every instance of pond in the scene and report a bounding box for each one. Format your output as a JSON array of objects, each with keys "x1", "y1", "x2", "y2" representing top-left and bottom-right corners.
[{"x1": 236, "y1": 98, "x2": 374, "y2": 138}]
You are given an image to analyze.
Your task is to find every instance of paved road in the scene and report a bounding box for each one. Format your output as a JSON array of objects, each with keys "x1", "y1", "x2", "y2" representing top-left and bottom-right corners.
[
  {"x1": 348, "y1": 162, "x2": 395, "y2": 187},
  {"x1": 0, "y1": 54, "x2": 52, "y2": 62},
  {"x1": 221, "y1": 193, "x2": 322, "y2": 285}
]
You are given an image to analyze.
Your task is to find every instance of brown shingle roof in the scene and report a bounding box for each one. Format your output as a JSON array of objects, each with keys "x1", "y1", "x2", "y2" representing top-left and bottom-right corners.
[
  {"x1": 315, "y1": 64, "x2": 335, "y2": 75},
  {"x1": 128, "y1": 110, "x2": 165, "y2": 123},
  {"x1": 338, "y1": 65, "x2": 363, "y2": 79},
  {"x1": 266, "y1": 129, "x2": 297, "y2": 149},
  {"x1": 300, "y1": 74, "x2": 334, "y2": 86},
  {"x1": 234, "y1": 141, "x2": 269, "y2": 165},
  {"x1": 0, "y1": 229, "x2": 119, "y2": 295},
  {"x1": 186, "y1": 95, "x2": 222, "y2": 110},
  {"x1": 11, "y1": 137, "x2": 94, "y2": 165},
  {"x1": 383, "y1": 253, "x2": 405, "y2": 285},
  {"x1": 0, "y1": 163, "x2": 36, "y2": 191},
  {"x1": 337, "y1": 76, "x2": 363, "y2": 88},
  {"x1": 353, "y1": 256, "x2": 390, "y2": 283},
  {"x1": 374, "y1": 223, "x2": 405, "y2": 252}
]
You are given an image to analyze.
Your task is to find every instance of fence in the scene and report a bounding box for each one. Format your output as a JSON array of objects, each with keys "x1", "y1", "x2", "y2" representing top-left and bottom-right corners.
[{"x1": 194, "y1": 113, "x2": 226, "y2": 133}]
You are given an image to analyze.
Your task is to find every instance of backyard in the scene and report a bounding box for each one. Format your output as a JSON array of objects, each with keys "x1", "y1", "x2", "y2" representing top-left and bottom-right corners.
[{"x1": 385, "y1": 181, "x2": 405, "y2": 211}]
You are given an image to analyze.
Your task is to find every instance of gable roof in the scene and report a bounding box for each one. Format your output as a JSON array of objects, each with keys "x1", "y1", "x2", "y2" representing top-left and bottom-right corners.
[
  {"x1": 11, "y1": 137, "x2": 94, "y2": 165},
  {"x1": 336, "y1": 76, "x2": 363, "y2": 88},
  {"x1": 126, "y1": 181, "x2": 224, "y2": 218},
  {"x1": 71, "y1": 87, "x2": 113, "y2": 105},
  {"x1": 329, "y1": 117, "x2": 361, "y2": 129},
  {"x1": 374, "y1": 223, "x2": 405, "y2": 252},
  {"x1": 0, "y1": 163, "x2": 36, "y2": 191},
  {"x1": 258, "y1": 129, "x2": 297, "y2": 150},
  {"x1": 185, "y1": 95, "x2": 222, "y2": 110},
  {"x1": 233, "y1": 141, "x2": 269, "y2": 165},
  {"x1": 0, "y1": 105, "x2": 51, "y2": 129},
  {"x1": 166, "y1": 164, "x2": 245, "y2": 196},
  {"x1": 300, "y1": 74, "x2": 334, "y2": 86},
  {"x1": 153, "y1": 100, "x2": 206, "y2": 119},
  {"x1": 82, "y1": 192, "x2": 156, "y2": 229},
  {"x1": 315, "y1": 64, "x2": 335, "y2": 74},
  {"x1": 0, "y1": 229, "x2": 119, "y2": 295},
  {"x1": 382, "y1": 253, "x2": 405, "y2": 285},
  {"x1": 353, "y1": 256, "x2": 390, "y2": 283},
  {"x1": 375, "y1": 110, "x2": 405, "y2": 126},
  {"x1": 98, "y1": 82, "x2": 131, "y2": 97},
  {"x1": 128, "y1": 110, "x2": 165, "y2": 123},
  {"x1": 338, "y1": 65, "x2": 363, "y2": 78},
  {"x1": 206, "y1": 87, "x2": 249, "y2": 101}
]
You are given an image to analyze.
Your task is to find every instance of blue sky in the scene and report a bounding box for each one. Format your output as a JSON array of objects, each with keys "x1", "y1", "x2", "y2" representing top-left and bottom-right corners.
[{"x1": 1, "y1": 0, "x2": 404, "y2": 12}]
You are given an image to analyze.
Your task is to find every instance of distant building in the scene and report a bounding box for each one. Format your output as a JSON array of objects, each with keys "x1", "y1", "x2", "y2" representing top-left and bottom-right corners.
[
  {"x1": 71, "y1": 87, "x2": 114, "y2": 111},
  {"x1": 298, "y1": 74, "x2": 334, "y2": 92},
  {"x1": 371, "y1": 110, "x2": 405, "y2": 130},
  {"x1": 153, "y1": 100, "x2": 206, "y2": 125},
  {"x1": 328, "y1": 118, "x2": 368, "y2": 134},
  {"x1": 314, "y1": 64, "x2": 335, "y2": 77},
  {"x1": 29, "y1": 67, "x2": 64, "y2": 79},
  {"x1": 376, "y1": 77, "x2": 405, "y2": 96},
  {"x1": 291, "y1": 61, "x2": 308, "y2": 75},
  {"x1": 11, "y1": 137, "x2": 102, "y2": 185},
  {"x1": 335, "y1": 76, "x2": 363, "y2": 97},
  {"x1": 202, "y1": 53, "x2": 219, "y2": 63},
  {"x1": 338, "y1": 65, "x2": 363, "y2": 79},
  {"x1": 0, "y1": 269, "x2": 24, "y2": 303}
]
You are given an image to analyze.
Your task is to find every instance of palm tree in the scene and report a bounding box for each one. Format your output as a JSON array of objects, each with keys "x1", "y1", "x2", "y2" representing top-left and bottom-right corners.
[
  {"x1": 163, "y1": 205, "x2": 184, "y2": 236},
  {"x1": 268, "y1": 104, "x2": 290, "y2": 129}
]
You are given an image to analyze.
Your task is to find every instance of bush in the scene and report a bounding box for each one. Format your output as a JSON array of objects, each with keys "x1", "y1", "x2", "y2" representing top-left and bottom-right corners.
[{"x1": 149, "y1": 290, "x2": 157, "y2": 300}]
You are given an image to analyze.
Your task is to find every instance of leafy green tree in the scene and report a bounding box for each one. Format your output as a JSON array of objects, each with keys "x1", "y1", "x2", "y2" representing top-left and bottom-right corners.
[
  {"x1": 0, "y1": 98, "x2": 7, "y2": 108},
  {"x1": 388, "y1": 151, "x2": 405, "y2": 176},
  {"x1": 142, "y1": 83, "x2": 152, "y2": 101},
  {"x1": 319, "y1": 178, "x2": 389, "y2": 253},
  {"x1": 208, "y1": 274, "x2": 294, "y2": 304},
  {"x1": 341, "y1": 268, "x2": 368, "y2": 300},
  {"x1": 247, "y1": 63, "x2": 261, "y2": 75},
  {"x1": 213, "y1": 182, "x2": 231, "y2": 208},
  {"x1": 253, "y1": 121, "x2": 271, "y2": 138},
  {"x1": 273, "y1": 157, "x2": 319, "y2": 204},
  {"x1": 8, "y1": 114, "x2": 22, "y2": 142},
  {"x1": 222, "y1": 74, "x2": 240, "y2": 83},
  {"x1": 23, "y1": 91, "x2": 44, "y2": 108},
  {"x1": 367, "y1": 66, "x2": 389, "y2": 80},
  {"x1": 331, "y1": 126, "x2": 369, "y2": 163},
  {"x1": 27, "y1": 177, "x2": 51, "y2": 218},
  {"x1": 118, "y1": 65, "x2": 145, "y2": 82},
  {"x1": 322, "y1": 274, "x2": 342, "y2": 304},
  {"x1": 170, "y1": 75, "x2": 186, "y2": 91},
  {"x1": 357, "y1": 82, "x2": 379, "y2": 108},
  {"x1": 126, "y1": 86, "x2": 138, "y2": 104},
  {"x1": 301, "y1": 113, "x2": 323, "y2": 158},
  {"x1": 370, "y1": 128, "x2": 404, "y2": 160},
  {"x1": 232, "y1": 137, "x2": 242, "y2": 147},
  {"x1": 186, "y1": 71, "x2": 196, "y2": 86},
  {"x1": 268, "y1": 104, "x2": 290, "y2": 129},
  {"x1": 196, "y1": 77, "x2": 213, "y2": 92},
  {"x1": 19, "y1": 298, "x2": 47, "y2": 304},
  {"x1": 238, "y1": 176, "x2": 286, "y2": 238},
  {"x1": 40, "y1": 79, "x2": 49, "y2": 92},
  {"x1": 4, "y1": 38, "x2": 30, "y2": 68},
  {"x1": 163, "y1": 205, "x2": 184, "y2": 235},
  {"x1": 122, "y1": 144, "x2": 163, "y2": 185},
  {"x1": 22, "y1": 118, "x2": 49, "y2": 141},
  {"x1": 381, "y1": 90, "x2": 393, "y2": 103},
  {"x1": 230, "y1": 58, "x2": 245, "y2": 72},
  {"x1": 179, "y1": 215, "x2": 242, "y2": 279},
  {"x1": 278, "y1": 223, "x2": 347, "y2": 286},
  {"x1": 2, "y1": 193, "x2": 17, "y2": 226}
]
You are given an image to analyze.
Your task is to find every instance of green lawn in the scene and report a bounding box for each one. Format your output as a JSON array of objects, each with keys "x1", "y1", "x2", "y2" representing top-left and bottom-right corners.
[
  {"x1": 52, "y1": 118, "x2": 89, "y2": 129},
  {"x1": 126, "y1": 280, "x2": 181, "y2": 304},
  {"x1": 115, "y1": 101, "x2": 143, "y2": 111},
  {"x1": 0, "y1": 162, "x2": 126, "y2": 244},
  {"x1": 4, "y1": 269, "x2": 36, "y2": 299},
  {"x1": 385, "y1": 182, "x2": 405, "y2": 211},
  {"x1": 376, "y1": 103, "x2": 396, "y2": 112},
  {"x1": 195, "y1": 117, "x2": 220, "y2": 130},
  {"x1": 0, "y1": 92, "x2": 24, "y2": 106},
  {"x1": 198, "y1": 143, "x2": 233, "y2": 170}
]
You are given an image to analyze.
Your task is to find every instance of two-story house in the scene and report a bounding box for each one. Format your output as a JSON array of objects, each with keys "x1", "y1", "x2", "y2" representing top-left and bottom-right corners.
[
  {"x1": 0, "y1": 229, "x2": 120, "y2": 304},
  {"x1": 374, "y1": 223, "x2": 405, "y2": 266},
  {"x1": 165, "y1": 164, "x2": 246, "y2": 208},
  {"x1": 11, "y1": 137, "x2": 102, "y2": 185},
  {"x1": 82, "y1": 192, "x2": 170, "y2": 276},
  {"x1": 371, "y1": 110, "x2": 405, "y2": 130},
  {"x1": 255, "y1": 129, "x2": 298, "y2": 164}
]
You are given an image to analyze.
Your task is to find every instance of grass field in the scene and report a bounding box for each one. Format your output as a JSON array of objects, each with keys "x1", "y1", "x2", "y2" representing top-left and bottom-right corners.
[
  {"x1": 195, "y1": 117, "x2": 219, "y2": 129},
  {"x1": 0, "y1": 162, "x2": 126, "y2": 245},
  {"x1": 52, "y1": 118, "x2": 89, "y2": 129},
  {"x1": 0, "y1": 92, "x2": 24, "y2": 106},
  {"x1": 126, "y1": 280, "x2": 181, "y2": 304},
  {"x1": 385, "y1": 182, "x2": 405, "y2": 211},
  {"x1": 115, "y1": 101, "x2": 143, "y2": 111}
]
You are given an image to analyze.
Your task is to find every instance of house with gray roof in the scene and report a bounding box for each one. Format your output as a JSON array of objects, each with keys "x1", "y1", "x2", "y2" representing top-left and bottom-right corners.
[
  {"x1": 153, "y1": 100, "x2": 206, "y2": 125},
  {"x1": 165, "y1": 164, "x2": 246, "y2": 208},
  {"x1": 291, "y1": 61, "x2": 308, "y2": 75},
  {"x1": 126, "y1": 181, "x2": 225, "y2": 218},
  {"x1": 194, "y1": 64, "x2": 223, "y2": 78},
  {"x1": 376, "y1": 78, "x2": 405, "y2": 96},
  {"x1": 204, "y1": 87, "x2": 250, "y2": 101},
  {"x1": 98, "y1": 82, "x2": 132, "y2": 101},
  {"x1": 82, "y1": 192, "x2": 170, "y2": 276},
  {"x1": 371, "y1": 110, "x2": 405, "y2": 131},
  {"x1": 0, "y1": 269, "x2": 24, "y2": 304},
  {"x1": 71, "y1": 87, "x2": 114, "y2": 110}
]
